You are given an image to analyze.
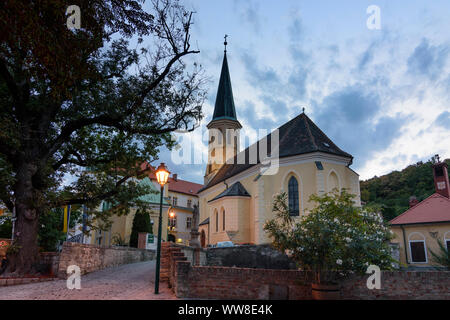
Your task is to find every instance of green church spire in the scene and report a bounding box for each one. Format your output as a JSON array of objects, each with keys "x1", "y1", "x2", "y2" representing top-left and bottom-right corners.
[{"x1": 212, "y1": 36, "x2": 238, "y2": 121}]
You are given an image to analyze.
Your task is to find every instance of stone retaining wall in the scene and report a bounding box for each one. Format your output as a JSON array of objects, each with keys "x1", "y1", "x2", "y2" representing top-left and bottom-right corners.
[
  {"x1": 38, "y1": 252, "x2": 60, "y2": 276},
  {"x1": 206, "y1": 245, "x2": 296, "y2": 269},
  {"x1": 170, "y1": 259, "x2": 450, "y2": 300},
  {"x1": 57, "y1": 242, "x2": 155, "y2": 278}
]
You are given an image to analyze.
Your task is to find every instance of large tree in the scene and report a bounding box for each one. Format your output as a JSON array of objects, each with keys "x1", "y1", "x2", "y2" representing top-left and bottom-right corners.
[{"x1": 0, "y1": 0, "x2": 205, "y2": 274}]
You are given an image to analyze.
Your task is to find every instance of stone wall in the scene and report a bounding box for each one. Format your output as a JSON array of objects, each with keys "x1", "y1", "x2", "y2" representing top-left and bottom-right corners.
[
  {"x1": 38, "y1": 252, "x2": 60, "y2": 276},
  {"x1": 57, "y1": 242, "x2": 155, "y2": 278},
  {"x1": 206, "y1": 245, "x2": 296, "y2": 269},
  {"x1": 171, "y1": 260, "x2": 450, "y2": 300}
]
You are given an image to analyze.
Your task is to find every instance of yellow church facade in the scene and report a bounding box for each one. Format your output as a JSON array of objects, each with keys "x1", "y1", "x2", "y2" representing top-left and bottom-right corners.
[
  {"x1": 197, "y1": 45, "x2": 361, "y2": 246},
  {"x1": 199, "y1": 152, "x2": 360, "y2": 246}
]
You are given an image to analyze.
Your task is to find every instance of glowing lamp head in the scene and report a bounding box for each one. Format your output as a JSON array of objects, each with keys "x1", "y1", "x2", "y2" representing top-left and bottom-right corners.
[
  {"x1": 155, "y1": 163, "x2": 170, "y2": 186},
  {"x1": 169, "y1": 211, "x2": 175, "y2": 218}
]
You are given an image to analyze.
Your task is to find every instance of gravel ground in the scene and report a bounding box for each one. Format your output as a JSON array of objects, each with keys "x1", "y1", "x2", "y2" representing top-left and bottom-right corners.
[{"x1": 0, "y1": 260, "x2": 176, "y2": 300}]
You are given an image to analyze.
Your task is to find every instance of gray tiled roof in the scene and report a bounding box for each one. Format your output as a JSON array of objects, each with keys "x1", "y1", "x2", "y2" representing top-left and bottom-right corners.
[
  {"x1": 208, "y1": 182, "x2": 251, "y2": 202},
  {"x1": 211, "y1": 52, "x2": 237, "y2": 122},
  {"x1": 199, "y1": 112, "x2": 353, "y2": 192}
]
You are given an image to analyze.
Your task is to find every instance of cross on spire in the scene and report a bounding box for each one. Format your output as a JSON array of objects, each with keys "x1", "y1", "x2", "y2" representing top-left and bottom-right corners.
[{"x1": 224, "y1": 34, "x2": 228, "y2": 53}]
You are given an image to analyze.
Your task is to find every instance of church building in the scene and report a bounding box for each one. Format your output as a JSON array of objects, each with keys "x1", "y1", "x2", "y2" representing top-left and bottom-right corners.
[{"x1": 198, "y1": 42, "x2": 361, "y2": 247}]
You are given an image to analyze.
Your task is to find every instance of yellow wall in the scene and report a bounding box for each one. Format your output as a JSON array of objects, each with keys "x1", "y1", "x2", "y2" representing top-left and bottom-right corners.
[
  {"x1": 199, "y1": 155, "x2": 360, "y2": 245},
  {"x1": 90, "y1": 206, "x2": 169, "y2": 246},
  {"x1": 391, "y1": 224, "x2": 450, "y2": 267},
  {"x1": 208, "y1": 196, "x2": 251, "y2": 244}
]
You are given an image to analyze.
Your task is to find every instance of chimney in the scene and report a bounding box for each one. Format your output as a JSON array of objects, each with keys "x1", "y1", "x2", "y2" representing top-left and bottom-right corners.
[
  {"x1": 433, "y1": 159, "x2": 450, "y2": 198},
  {"x1": 409, "y1": 196, "x2": 419, "y2": 208},
  {"x1": 172, "y1": 173, "x2": 178, "y2": 181}
]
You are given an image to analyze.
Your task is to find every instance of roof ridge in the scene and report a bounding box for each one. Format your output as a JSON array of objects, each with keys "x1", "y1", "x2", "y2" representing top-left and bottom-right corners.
[{"x1": 303, "y1": 113, "x2": 318, "y2": 150}]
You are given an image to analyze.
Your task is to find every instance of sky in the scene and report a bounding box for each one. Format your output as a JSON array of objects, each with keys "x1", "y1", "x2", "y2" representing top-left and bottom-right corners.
[{"x1": 155, "y1": 0, "x2": 450, "y2": 184}]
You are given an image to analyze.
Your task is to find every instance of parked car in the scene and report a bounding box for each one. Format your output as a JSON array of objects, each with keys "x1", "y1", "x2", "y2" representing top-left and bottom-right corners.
[
  {"x1": 235, "y1": 242, "x2": 254, "y2": 246},
  {"x1": 216, "y1": 241, "x2": 234, "y2": 248}
]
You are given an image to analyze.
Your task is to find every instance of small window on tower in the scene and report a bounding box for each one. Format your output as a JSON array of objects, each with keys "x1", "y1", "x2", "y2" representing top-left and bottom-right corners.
[{"x1": 435, "y1": 167, "x2": 444, "y2": 177}]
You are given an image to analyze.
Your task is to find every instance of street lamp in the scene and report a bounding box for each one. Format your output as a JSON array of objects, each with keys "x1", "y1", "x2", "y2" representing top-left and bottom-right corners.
[
  {"x1": 168, "y1": 210, "x2": 176, "y2": 241},
  {"x1": 154, "y1": 162, "x2": 170, "y2": 294}
]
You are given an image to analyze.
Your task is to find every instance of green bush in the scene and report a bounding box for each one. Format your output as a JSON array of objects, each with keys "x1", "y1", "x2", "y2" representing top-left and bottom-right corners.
[
  {"x1": 129, "y1": 210, "x2": 152, "y2": 248},
  {"x1": 264, "y1": 189, "x2": 396, "y2": 284}
]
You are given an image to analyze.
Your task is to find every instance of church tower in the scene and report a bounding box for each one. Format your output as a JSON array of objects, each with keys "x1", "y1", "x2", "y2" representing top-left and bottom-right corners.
[
  {"x1": 433, "y1": 156, "x2": 450, "y2": 198},
  {"x1": 204, "y1": 36, "x2": 242, "y2": 184}
]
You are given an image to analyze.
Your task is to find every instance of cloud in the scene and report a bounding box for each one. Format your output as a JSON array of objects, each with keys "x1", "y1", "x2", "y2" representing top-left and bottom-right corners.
[
  {"x1": 233, "y1": 0, "x2": 262, "y2": 34},
  {"x1": 288, "y1": 16, "x2": 303, "y2": 44},
  {"x1": 434, "y1": 111, "x2": 450, "y2": 129},
  {"x1": 407, "y1": 38, "x2": 450, "y2": 81},
  {"x1": 240, "y1": 51, "x2": 281, "y2": 91},
  {"x1": 313, "y1": 86, "x2": 407, "y2": 169}
]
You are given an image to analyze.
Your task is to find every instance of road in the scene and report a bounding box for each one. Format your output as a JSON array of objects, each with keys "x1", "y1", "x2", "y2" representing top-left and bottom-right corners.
[{"x1": 0, "y1": 260, "x2": 176, "y2": 300}]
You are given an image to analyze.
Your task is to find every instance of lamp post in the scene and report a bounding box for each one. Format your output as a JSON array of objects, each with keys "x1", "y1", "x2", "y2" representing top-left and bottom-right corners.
[{"x1": 154, "y1": 162, "x2": 170, "y2": 294}]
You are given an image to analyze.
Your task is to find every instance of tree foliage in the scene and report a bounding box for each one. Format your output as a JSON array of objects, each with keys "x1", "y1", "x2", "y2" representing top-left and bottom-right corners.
[
  {"x1": 360, "y1": 157, "x2": 450, "y2": 220},
  {"x1": 38, "y1": 207, "x2": 82, "y2": 252},
  {"x1": 0, "y1": 216, "x2": 12, "y2": 239},
  {"x1": 0, "y1": 0, "x2": 205, "y2": 274},
  {"x1": 264, "y1": 190, "x2": 395, "y2": 284},
  {"x1": 429, "y1": 239, "x2": 450, "y2": 270}
]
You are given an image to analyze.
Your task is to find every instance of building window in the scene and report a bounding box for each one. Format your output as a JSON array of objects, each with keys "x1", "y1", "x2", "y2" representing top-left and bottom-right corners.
[
  {"x1": 410, "y1": 241, "x2": 427, "y2": 263},
  {"x1": 408, "y1": 232, "x2": 427, "y2": 263},
  {"x1": 168, "y1": 196, "x2": 172, "y2": 204},
  {"x1": 216, "y1": 211, "x2": 219, "y2": 232},
  {"x1": 288, "y1": 176, "x2": 299, "y2": 216},
  {"x1": 187, "y1": 199, "x2": 192, "y2": 208},
  {"x1": 328, "y1": 171, "x2": 339, "y2": 192},
  {"x1": 445, "y1": 232, "x2": 450, "y2": 252},
  {"x1": 172, "y1": 197, "x2": 178, "y2": 206},
  {"x1": 186, "y1": 217, "x2": 192, "y2": 229},
  {"x1": 96, "y1": 230, "x2": 102, "y2": 245},
  {"x1": 169, "y1": 217, "x2": 177, "y2": 228},
  {"x1": 222, "y1": 210, "x2": 226, "y2": 231}
]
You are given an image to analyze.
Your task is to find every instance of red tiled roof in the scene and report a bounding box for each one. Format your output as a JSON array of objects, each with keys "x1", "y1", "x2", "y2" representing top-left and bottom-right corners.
[
  {"x1": 389, "y1": 193, "x2": 450, "y2": 225},
  {"x1": 168, "y1": 179, "x2": 203, "y2": 196},
  {"x1": 139, "y1": 161, "x2": 203, "y2": 195}
]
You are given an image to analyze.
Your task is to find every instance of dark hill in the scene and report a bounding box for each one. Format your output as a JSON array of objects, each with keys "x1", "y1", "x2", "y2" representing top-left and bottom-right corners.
[{"x1": 360, "y1": 157, "x2": 450, "y2": 221}]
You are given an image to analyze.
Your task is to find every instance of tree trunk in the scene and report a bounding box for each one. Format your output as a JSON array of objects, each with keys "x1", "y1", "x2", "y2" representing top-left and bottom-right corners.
[{"x1": 5, "y1": 162, "x2": 41, "y2": 275}]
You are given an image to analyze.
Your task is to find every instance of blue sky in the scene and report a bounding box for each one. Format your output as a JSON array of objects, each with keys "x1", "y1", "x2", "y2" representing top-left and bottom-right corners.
[{"x1": 155, "y1": 0, "x2": 450, "y2": 184}]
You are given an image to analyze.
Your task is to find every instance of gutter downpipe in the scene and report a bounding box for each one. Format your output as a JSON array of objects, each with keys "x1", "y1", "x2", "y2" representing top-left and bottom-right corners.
[{"x1": 400, "y1": 225, "x2": 409, "y2": 265}]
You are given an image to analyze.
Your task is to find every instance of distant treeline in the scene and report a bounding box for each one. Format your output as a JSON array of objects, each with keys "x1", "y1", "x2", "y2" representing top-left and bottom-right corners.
[{"x1": 360, "y1": 157, "x2": 450, "y2": 221}]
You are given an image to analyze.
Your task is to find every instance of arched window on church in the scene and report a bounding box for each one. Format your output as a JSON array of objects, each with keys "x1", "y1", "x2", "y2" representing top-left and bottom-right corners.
[
  {"x1": 328, "y1": 171, "x2": 339, "y2": 192},
  {"x1": 288, "y1": 176, "x2": 299, "y2": 216},
  {"x1": 215, "y1": 210, "x2": 219, "y2": 232},
  {"x1": 222, "y1": 209, "x2": 226, "y2": 231}
]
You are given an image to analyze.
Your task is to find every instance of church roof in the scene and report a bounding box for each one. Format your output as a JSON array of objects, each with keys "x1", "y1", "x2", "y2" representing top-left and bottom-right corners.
[
  {"x1": 209, "y1": 182, "x2": 251, "y2": 202},
  {"x1": 210, "y1": 52, "x2": 238, "y2": 122},
  {"x1": 389, "y1": 193, "x2": 450, "y2": 225},
  {"x1": 199, "y1": 112, "x2": 353, "y2": 192}
]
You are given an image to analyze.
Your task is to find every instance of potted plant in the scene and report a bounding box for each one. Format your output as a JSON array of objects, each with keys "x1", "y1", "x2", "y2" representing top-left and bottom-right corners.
[{"x1": 264, "y1": 189, "x2": 395, "y2": 300}]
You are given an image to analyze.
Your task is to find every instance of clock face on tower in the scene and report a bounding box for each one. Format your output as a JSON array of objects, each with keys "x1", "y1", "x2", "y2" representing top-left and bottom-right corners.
[{"x1": 437, "y1": 181, "x2": 446, "y2": 190}]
